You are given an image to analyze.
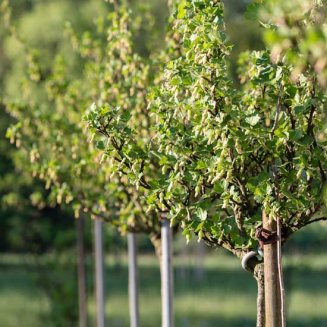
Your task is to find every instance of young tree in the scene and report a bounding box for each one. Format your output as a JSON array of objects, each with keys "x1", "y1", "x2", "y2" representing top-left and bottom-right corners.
[
  {"x1": 1, "y1": 0, "x2": 168, "y2": 249},
  {"x1": 88, "y1": 0, "x2": 326, "y2": 325},
  {"x1": 152, "y1": 0, "x2": 326, "y2": 325},
  {"x1": 1, "y1": 0, "x2": 175, "y2": 325}
]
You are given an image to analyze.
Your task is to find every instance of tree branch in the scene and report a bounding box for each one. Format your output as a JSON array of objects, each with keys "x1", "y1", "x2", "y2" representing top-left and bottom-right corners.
[{"x1": 302, "y1": 217, "x2": 327, "y2": 227}]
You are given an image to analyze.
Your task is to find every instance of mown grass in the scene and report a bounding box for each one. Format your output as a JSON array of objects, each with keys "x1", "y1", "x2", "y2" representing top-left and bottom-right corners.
[
  {"x1": 0, "y1": 255, "x2": 49, "y2": 327},
  {"x1": 0, "y1": 251, "x2": 327, "y2": 327}
]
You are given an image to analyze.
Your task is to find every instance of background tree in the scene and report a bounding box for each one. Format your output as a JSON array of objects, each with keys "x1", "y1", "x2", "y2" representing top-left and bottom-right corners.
[
  {"x1": 1, "y1": 0, "x2": 169, "y2": 243},
  {"x1": 1, "y1": 0, "x2": 175, "y2": 325},
  {"x1": 0, "y1": 0, "x2": 89, "y2": 261}
]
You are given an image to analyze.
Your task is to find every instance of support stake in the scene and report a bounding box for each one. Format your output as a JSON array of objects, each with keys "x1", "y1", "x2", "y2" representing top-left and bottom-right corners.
[
  {"x1": 161, "y1": 217, "x2": 174, "y2": 327},
  {"x1": 128, "y1": 233, "x2": 140, "y2": 327},
  {"x1": 94, "y1": 218, "x2": 105, "y2": 327},
  {"x1": 263, "y1": 211, "x2": 282, "y2": 327},
  {"x1": 76, "y1": 215, "x2": 88, "y2": 327}
]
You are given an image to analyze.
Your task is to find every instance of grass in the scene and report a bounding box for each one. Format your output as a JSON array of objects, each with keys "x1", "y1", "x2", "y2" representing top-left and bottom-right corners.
[
  {"x1": 0, "y1": 251, "x2": 327, "y2": 327},
  {"x1": 0, "y1": 256, "x2": 49, "y2": 327}
]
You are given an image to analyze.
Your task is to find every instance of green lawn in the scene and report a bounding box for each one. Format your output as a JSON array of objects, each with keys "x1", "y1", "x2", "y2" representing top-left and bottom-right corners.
[{"x1": 0, "y1": 252, "x2": 327, "y2": 327}]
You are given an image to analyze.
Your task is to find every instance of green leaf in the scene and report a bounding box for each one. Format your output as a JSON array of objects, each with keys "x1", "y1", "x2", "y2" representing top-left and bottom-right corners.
[
  {"x1": 196, "y1": 160, "x2": 207, "y2": 170},
  {"x1": 245, "y1": 2, "x2": 263, "y2": 21},
  {"x1": 121, "y1": 111, "x2": 131, "y2": 122},
  {"x1": 146, "y1": 193, "x2": 157, "y2": 205},
  {"x1": 96, "y1": 140, "x2": 106, "y2": 150},
  {"x1": 177, "y1": 0, "x2": 187, "y2": 19},
  {"x1": 159, "y1": 156, "x2": 169, "y2": 165}
]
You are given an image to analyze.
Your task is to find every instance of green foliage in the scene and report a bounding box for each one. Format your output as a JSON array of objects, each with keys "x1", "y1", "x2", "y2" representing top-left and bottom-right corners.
[
  {"x1": 0, "y1": 92, "x2": 75, "y2": 254},
  {"x1": 1, "y1": 0, "x2": 169, "y2": 239},
  {"x1": 150, "y1": 0, "x2": 326, "y2": 254},
  {"x1": 2, "y1": 0, "x2": 326, "y2": 261},
  {"x1": 260, "y1": 0, "x2": 327, "y2": 88},
  {"x1": 88, "y1": 0, "x2": 326, "y2": 258}
]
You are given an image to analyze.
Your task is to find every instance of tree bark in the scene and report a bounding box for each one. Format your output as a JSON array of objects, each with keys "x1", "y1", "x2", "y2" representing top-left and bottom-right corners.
[
  {"x1": 254, "y1": 263, "x2": 265, "y2": 327},
  {"x1": 150, "y1": 232, "x2": 162, "y2": 262},
  {"x1": 263, "y1": 211, "x2": 282, "y2": 327},
  {"x1": 76, "y1": 215, "x2": 88, "y2": 327},
  {"x1": 127, "y1": 233, "x2": 140, "y2": 327}
]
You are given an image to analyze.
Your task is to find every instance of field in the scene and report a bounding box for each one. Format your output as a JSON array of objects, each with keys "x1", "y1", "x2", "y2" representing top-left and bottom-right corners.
[{"x1": 0, "y1": 251, "x2": 327, "y2": 327}]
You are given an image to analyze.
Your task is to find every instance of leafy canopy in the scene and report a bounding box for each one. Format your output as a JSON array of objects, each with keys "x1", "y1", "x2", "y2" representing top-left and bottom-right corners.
[{"x1": 88, "y1": 0, "x2": 326, "y2": 257}]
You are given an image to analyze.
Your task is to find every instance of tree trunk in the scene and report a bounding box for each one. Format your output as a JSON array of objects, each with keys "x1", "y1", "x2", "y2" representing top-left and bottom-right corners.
[
  {"x1": 263, "y1": 211, "x2": 282, "y2": 327},
  {"x1": 127, "y1": 233, "x2": 140, "y2": 327},
  {"x1": 254, "y1": 263, "x2": 265, "y2": 327},
  {"x1": 150, "y1": 232, "x2": 162, "y2": 262},
  {"x1": 76, "y1": 215, "x2": 88, "y2": 327},
  {"x1": 94, "y1": 218, "x2": 105, "y2": 327}
]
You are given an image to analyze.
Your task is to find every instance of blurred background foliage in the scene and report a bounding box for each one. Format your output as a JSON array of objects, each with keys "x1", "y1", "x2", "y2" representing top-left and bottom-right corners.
[{"x1": 0, "y1": 0, "x2": 326, "y2": 326}]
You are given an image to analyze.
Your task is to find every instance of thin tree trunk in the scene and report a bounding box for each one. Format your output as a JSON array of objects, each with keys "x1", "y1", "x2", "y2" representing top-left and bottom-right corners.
[
  {"x1": 76, "y1": 215, "x2": 88, "y2": 327},
  {"x1": 161, "y1": 218, "x2": 174, "y2": 327},
  {"x1": 150, "y1": 232, "x2": 162, "y2": 261},
  {"x1": 263, "y1": 211, "x2": 282, "y2": 327},
  {"x1": 94, "y1": 218, "x2": 105, "y2": 327},
  {"x1": 128, "y1": 233, "x2": 140, "y2": 327},
  {"x1": 254, "y1": 263, "x2": 265, "y2": 327}
]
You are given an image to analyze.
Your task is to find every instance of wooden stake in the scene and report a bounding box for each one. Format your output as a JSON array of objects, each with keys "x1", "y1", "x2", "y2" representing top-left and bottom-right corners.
[
  {"x1": 76, "y1": 215, "x2": 88, "y2": 327},
  {"x1": 94, "y1": 218, "x2": 105, "y2": 327},
  {"x1": 277, "y1": 218, "x2": 286, "y2": 327},
  {"x1": 128, "y1": 233, "x2": 140, "y2": 327},
  {"x1": 263, "y1": 211, "x2": 282, "y2": 327},
  {"x1": 161, "y1": 217, "x2": 174, "y2": 327}
]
